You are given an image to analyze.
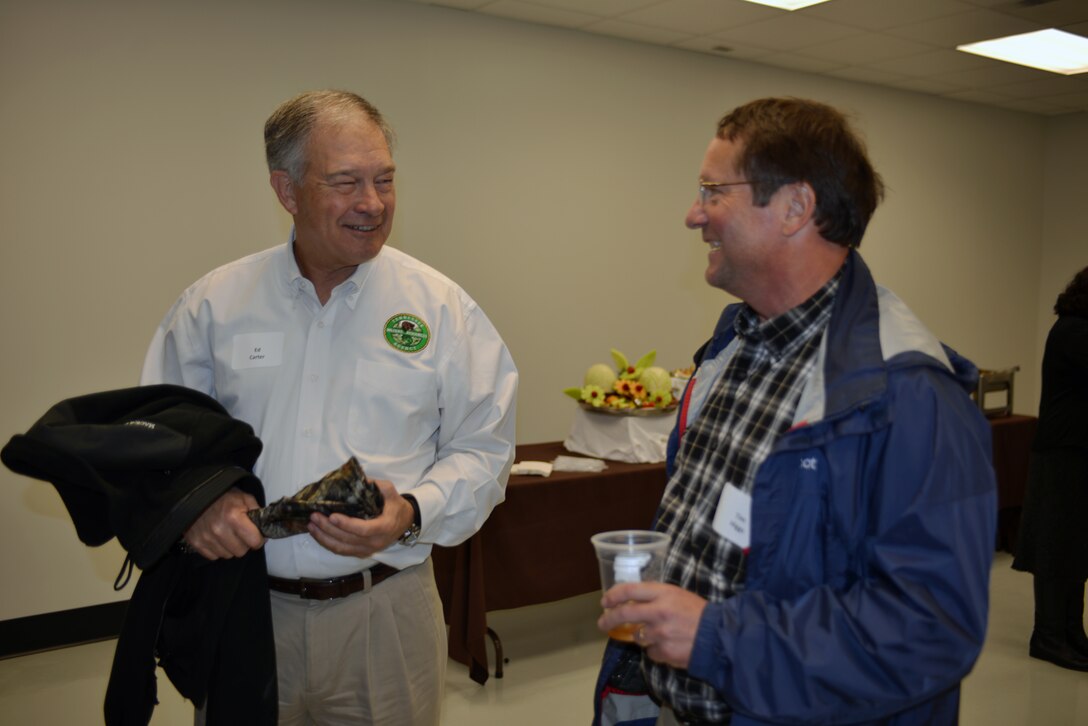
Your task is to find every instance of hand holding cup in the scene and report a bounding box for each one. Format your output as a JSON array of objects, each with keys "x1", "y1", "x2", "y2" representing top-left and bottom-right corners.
[{"x1": 591, "y1": 529, "x2": 670, "y2": 642}]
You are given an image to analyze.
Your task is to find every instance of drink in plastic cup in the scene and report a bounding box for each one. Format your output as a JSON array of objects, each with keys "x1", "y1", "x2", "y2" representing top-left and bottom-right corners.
[{"x1": 590, "y1": 529, "x2": 671, "y2": 642}]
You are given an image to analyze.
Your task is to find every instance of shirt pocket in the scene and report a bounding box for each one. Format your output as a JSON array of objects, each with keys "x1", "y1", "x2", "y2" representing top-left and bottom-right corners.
[{"x1": 347, "y1": 360, "x2": 439, "y2": 455}]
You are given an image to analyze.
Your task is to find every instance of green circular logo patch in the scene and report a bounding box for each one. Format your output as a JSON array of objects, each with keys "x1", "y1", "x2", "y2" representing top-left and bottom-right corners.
[{"x1": 384, "y1": 313, "x2": 430, "y2": 353}]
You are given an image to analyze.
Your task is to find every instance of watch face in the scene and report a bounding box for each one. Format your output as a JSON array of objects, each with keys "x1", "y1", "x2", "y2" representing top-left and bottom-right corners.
[{"x1": 400, "y1": 524, "x2": 421, "y2": 546}]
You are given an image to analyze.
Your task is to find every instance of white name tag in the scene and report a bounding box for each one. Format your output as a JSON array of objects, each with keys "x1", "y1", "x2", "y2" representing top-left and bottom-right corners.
[
  {"x1": 712, "y1": 483, "x2": 752, "y2": 550},
  {"x1": 231, "y1": 332, "x2": 284, "y2": 369}
]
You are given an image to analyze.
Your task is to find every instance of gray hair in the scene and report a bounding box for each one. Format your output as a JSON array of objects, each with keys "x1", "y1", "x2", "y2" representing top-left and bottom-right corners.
[{"x1": 264, "y1": 90, "x2": 395, "y2": 183}]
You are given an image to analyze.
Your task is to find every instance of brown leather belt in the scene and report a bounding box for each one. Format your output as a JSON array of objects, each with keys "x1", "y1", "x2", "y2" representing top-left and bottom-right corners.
[{"x1": 268, "y1": 563, "x2": 399, "y2": 600}]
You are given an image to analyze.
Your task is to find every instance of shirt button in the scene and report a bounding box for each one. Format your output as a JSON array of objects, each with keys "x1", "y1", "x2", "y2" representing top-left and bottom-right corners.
[
  {"x1": 317, "y1": 321, "x2": 326, "y2": 328},
  {"x1": 302, "y1": 427, "x2": 313, "y2": 437},
  {"x1": 310, "y1": 374, "x2": 319, "y2": 382}
]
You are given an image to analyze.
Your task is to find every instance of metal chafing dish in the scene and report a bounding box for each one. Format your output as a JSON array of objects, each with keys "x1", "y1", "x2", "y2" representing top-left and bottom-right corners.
[{"x1": 972, "y1": 366, "x2": 1019, "y2": 418}]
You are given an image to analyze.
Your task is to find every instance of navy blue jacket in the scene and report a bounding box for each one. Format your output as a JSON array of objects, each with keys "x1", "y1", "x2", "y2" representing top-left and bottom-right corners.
[{"x1": 598, "y1": 252, "x2": 996, "y2": 725}]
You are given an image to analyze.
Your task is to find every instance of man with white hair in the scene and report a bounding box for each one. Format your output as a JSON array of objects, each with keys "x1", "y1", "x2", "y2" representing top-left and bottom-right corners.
[{"x1": 143, "y1": 90, "x2": 517, "y2": 725}]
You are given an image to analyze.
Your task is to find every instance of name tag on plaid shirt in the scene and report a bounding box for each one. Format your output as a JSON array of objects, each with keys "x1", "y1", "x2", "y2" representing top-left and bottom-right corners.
[{"x1": 712, "y1": 483, "x2": 752, "y2": 550}]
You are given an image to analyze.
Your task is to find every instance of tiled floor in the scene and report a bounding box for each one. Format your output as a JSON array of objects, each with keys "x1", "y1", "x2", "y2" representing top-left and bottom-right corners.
[{"x1": 1, "y1": 552, "x2": 1085, "y2": 725}]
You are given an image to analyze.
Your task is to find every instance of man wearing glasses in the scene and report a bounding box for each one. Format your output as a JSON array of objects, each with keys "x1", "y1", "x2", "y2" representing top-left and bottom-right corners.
[{"x1": 598, "y1": 98, "x2": 996, "y2": 725}]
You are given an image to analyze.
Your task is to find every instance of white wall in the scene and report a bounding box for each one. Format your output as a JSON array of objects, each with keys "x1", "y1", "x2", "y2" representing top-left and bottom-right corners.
[
  {"x1": 1, "y1": 0, "x2": 1082, "y2": 620},
  {"x1": 1036, "y1": 113, "x2": 1088, "y2": 378}
]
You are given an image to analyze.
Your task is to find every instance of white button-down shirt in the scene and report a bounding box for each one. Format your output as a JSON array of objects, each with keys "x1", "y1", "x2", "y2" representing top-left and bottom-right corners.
[{"x1": 141, "y1": 240, "x2": 517, "y2": 578}]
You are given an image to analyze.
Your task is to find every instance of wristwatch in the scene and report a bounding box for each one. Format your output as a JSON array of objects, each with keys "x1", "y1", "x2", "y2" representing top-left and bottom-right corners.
[{"x1": 399, "y1": 494, "x2": 422, "y2": 546}]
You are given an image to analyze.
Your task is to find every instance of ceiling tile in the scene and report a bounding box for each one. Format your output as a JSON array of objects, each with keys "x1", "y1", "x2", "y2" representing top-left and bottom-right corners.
[
  {"x1": 406, "y1": 0, "x2": 496, "y2": 9},
  {"x1": 798, "y1": 32, "x2": 934, "y2": 65},
  {"x1": 991, "y1": 75, "x2": 1088, "y2": 100},
  {"x1": 522, "y1": 0, "x2": 663, "y2": 17},
  {"x1": 707, "y1": 14, "x2": 865, "y2": 52},
  {"x1": 618, "y1": 0, "x2": 782, "y2": 35},
  {"x1": 956, "y1": 0, "x2": 1020, "y2": 7},
  {"x1": 478, "y1": 0, "x2": 598, "y2": 28},
  {"x1": 869, "y1": 47, "x2": 995, "y2": 77},
  {"x1": 399, "y1": 0, "x2": 1088, "y2": 115},
  {"x1": 886, "y1": 8, "x2": 1043, "y2": 47},
  {"x1": 672, "y1": 36, "x2": 775, "y2": 61},
  {"x1": 755, "y1": 52, "x2": 847, "y2": 74},
  {"x1": 800, "y1": 0, "x2": 977, "y2": 32},
  {"x1": 884, "y1": 76, "x2": 971, "y2": 95},
  {"x1": 993, "y1": 0, "x2": 1088, "y2": 27},
  {"x1": 1032, "y1": 92, "x2": 1088, "y2": 113},
  {"x1": 942, "y1": 88, "x2": 1016, "y2": 105},
  {"x1": 825, "y1": 66, "x2": 914, "y2": 85},
  {"x1": 582, "y1": 18, "x2": 693, "y2": 45},
  {"x1": 933, "y1": 61, "x2": 1053, "y2": 90},
  {"x1": 992, "y1": 97, "x2": 1082, "y2": 115}
]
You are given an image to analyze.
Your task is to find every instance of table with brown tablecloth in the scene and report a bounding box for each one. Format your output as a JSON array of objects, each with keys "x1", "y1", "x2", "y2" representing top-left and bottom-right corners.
[
  {"x1": 431, "y1": 441, "x2": 666, "y2": 684},
  {"x1": 434, "y1": 417, "x2": 1037, "y2": 684},
  {"x1": 990, "y1": 414, "x2": 1037, "y2": 553}
]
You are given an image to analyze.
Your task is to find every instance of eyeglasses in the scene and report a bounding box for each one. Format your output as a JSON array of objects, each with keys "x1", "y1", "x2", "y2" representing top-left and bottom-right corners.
[{"x1": 697, "y1": 180, "x2": 753, "y2": 207}]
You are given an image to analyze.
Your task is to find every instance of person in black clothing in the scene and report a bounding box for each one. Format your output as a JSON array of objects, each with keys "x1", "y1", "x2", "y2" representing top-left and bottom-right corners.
[{"x1": 1014, "y1": 265, "x2": 1088, "y2": 671}]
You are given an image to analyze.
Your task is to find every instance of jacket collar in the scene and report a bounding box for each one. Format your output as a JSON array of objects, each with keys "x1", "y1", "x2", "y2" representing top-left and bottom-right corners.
[
  {"x1": 697, "y1": 250, "x2": 977, "y2": 428},
  {"x1": 819, "y1": 249, "x2": 886, "y2": 420}
]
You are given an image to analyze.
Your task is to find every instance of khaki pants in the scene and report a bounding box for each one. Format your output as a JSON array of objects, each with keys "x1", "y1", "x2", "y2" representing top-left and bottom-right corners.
[
  {"x1": 271, "y1": 559, "x2": 447, "y2": 726},
  {"x1": 656, "y1": 704, "x2": 682, "y2": 726}
]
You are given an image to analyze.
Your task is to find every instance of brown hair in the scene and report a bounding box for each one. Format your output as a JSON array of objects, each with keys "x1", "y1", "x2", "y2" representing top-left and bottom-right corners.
[{"x1": 717, "y1": 97, "x2": 884, "y2": 248}]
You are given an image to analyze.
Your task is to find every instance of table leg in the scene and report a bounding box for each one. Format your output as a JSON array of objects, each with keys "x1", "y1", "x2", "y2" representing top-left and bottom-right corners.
[{"x1": 486, "y1": 627, "x2": 505, "y2": 679}]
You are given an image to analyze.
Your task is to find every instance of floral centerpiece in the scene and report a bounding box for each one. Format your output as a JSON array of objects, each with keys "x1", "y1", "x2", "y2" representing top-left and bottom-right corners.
[{"x1": 563, "y1": 349, "x2": 676, "y2": 413}]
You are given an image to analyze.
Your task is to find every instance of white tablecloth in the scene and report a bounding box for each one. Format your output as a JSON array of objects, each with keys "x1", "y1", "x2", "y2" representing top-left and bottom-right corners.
[{"x1": 563, "y1": 406, "x2": 675, "y2": 463}]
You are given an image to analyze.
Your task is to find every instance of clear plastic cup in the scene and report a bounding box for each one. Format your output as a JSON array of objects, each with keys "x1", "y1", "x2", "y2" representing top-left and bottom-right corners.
[{"x1": 590, "y1": 529, "x2": 671, "y2": 642}]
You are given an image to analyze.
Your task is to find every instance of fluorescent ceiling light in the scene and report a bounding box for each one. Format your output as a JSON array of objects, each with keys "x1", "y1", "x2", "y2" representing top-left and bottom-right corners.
[
  {"x1": 957, "y1": 29, "x2": 1088, "y2": 75},
  {"x1": 739, "y1": 0, "x2": 833, "y2": 10}
]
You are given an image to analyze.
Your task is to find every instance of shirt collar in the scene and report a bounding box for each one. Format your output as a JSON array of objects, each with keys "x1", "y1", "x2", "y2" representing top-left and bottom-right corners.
[
  {"x1": 734, "y1": 269, "x2": 842, "y2": 360},
  {"x1": 285, "y1": 228, "x2": 306, "y2": 290},
  {"x1": 283, "y1": 228, "x2": 376, "y2": 309}
]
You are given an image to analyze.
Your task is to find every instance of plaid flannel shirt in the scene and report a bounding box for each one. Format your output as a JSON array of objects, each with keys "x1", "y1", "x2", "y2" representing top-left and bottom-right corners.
[{"x1": 648, "y1": 273, "x2": 840, "y2": 723}]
